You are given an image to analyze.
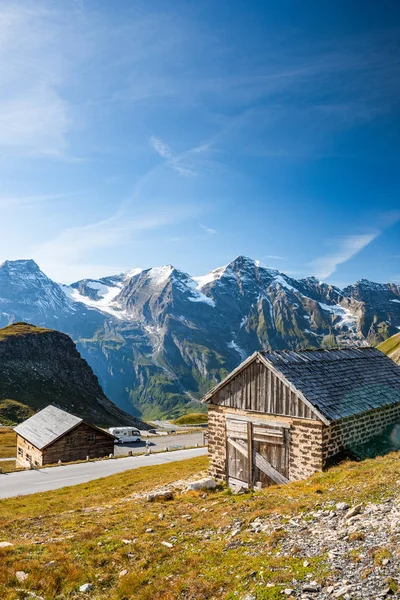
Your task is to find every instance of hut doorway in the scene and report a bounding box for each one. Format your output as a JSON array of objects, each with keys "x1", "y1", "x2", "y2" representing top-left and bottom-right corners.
[{"x1": 226, "y1": 416, "x2": 290, "y2": 488}]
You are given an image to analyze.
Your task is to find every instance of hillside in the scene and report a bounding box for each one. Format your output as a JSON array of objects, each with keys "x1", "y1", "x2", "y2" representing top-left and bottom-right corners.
[
  {"x1": 1, "y1": 452, "x2": 400, "y2": 599},
  {"x1": 0, "y1": 257, "x2": 399, "y2": 419},
  {"x1": 0, "y1": 322, "x2": 147, "y2": 428},
  {"x1": 378, "y1": 331, "x2": 400, "y2": 365}
]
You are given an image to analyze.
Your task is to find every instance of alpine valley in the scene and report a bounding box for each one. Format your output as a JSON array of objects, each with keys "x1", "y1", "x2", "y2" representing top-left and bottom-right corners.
[{"x1": 0, "y1": 256, "x2": 399, "y2": 419}]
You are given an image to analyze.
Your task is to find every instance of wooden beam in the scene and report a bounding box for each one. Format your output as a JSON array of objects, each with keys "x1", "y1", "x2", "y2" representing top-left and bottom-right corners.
[{"x1": 247, "y1": 421, "x2": 253, "y2": 489}]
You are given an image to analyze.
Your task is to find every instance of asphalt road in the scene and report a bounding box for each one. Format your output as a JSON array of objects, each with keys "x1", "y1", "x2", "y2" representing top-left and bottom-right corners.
[
  {"x1": 0, "y1": 447, "x2": 208, "y2": 500},
  {"x1": 113, "y1": 431, "x2": 205, "y2": 456}
]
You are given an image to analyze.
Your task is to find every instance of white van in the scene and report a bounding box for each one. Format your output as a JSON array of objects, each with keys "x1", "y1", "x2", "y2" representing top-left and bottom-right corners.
[{"x1": 109, "y1": 427, "x2": 141, "y2": 443}]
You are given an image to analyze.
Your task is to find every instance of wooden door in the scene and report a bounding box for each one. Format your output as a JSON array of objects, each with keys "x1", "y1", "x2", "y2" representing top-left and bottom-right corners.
[
  {"x1": 226, "y1": 417, "x2": 289, "y2": 488},
  {"x1": 252, "y1": 423, "x2": 289, "y2": 487},
  {"x1": 226, "y1": 418, "x2": 249, "y2": 487}
]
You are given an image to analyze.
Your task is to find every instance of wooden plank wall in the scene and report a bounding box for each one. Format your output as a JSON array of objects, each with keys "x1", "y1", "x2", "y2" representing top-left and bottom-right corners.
[{"x1": 212, "y1": 359, "x2": 317, "y2": 420}]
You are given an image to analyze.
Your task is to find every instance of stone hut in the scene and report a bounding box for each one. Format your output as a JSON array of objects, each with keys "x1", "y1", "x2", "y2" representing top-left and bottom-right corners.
[
  {"x1": 203, "y1": 348, "x2": 400, "y2": 488},
  {"x1": 15, "y1": 405, "x2": 115, "y2": 468}
]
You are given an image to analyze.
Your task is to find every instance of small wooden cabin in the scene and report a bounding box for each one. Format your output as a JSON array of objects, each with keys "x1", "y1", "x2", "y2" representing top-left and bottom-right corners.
[
  {"x1": 15, "y1": 405, "x2": 115, "y2": 468},
  {"x1": 203, "y1": 348, "x2": 400, "y2": 488}
]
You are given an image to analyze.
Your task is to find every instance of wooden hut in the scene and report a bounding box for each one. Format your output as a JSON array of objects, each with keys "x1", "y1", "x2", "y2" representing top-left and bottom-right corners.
[
  {"x1": 15, "y1": 405, "x2": 115, "y2": 468},
  {"x1": 203, "y1": 348, "x2": 400, "y2": 488}
]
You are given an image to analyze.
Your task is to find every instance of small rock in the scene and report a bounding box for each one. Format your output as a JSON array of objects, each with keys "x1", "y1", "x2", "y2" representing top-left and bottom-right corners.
[
  {"x1": 145, "y1": 528, "x2": 153, "y2": 533},
  {"x1": 303, "y1": 560, "x2": 310, "y2": 567},
  {"x1": 333, "y1": 586, "x2": 351, "y2": 598},
  {"x1": 283, "y1": 590, "x2": 294, "y2": 596},
  {"x1": 0, "y1": 541, "x2": 13, "y2": 548},
  {"x1": 79, "y1": 583, "x2": 93, "y2": 592},
  {"x1": 119, "y1": 570, "x2": 128, "y2": 577},
  {"x1": 232, "y1": 485, "x2": 247, "y2": 495},
  {"x1": 303, "y1": 583, "x2": 320, "y2": 593},
  {"x1": 122, "y1": 539, "x2": 132, "y2": 544},
  {"x1": 161, "y1": 541, "x2": 173, "y2": 548},
  {"x1": 382, "y1": 558, "x2": 390, "y2": 566},
  {"x1": 187, "y1": 477, "x2": 217, "y2": 491},
  {"x1": 345, "y1": 504, "x2": 362, "y2": 519},
  {"x1": 15, "y1": 571, "x2": 28, "y2": 582},
  {"x1": 147, "y1": 490, "x2": 173, "y2": 502},
  {"x1": 336, "y1": 502, "x2": 350, "y2": 511}
]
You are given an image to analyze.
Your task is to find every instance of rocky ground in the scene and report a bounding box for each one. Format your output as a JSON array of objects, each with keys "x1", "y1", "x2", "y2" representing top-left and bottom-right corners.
[{"x1": 235, "y1": 495, "x2": 400, "y2": 599}]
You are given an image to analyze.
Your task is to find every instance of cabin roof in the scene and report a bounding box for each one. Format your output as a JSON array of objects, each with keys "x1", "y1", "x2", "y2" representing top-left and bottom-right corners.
[
  {"x1": 15, "y1": 405, "x2": 83, "y2": 450},
  {"x1": 203, "y1": 347, "x2": 400, "y2": 423},
  {"x1": 14, "y1": 404, "x2": 115, "y2": 450}
]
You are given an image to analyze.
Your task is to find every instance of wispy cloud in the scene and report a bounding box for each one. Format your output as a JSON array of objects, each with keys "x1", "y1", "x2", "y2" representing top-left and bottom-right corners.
[
  {"x1": 32, "y1": 203, "x2": 200, "y2": 281},
  {"x1": 149, "y1": 135, "x2": 215, "y2": 177},
  {"x1": 309, "y1": 211, "x2": 400, "y2": 279},
  {"x1": 149, "y1": 136, "x2": 173, "y2": 160},
  {"x1": 309, "y1": 233, "x2": 378, "y2": 279},
  {"x1": 265, "y1": 254, "x2": 285, "y2": 260},
  {"x1": 0, "y1": 3, "x2": 88, "y2": 158},
  {"x1": 0, "y1": 192, "x2": 84, "y2": 210},
  {"x1": 199, "y1": 223, "x2": 217, "y2": 235}
]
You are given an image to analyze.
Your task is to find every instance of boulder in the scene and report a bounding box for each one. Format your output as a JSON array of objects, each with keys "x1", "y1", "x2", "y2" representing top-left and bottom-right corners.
[
  {"x1": 146, "y1": 490, "x2": 173, "y2": 502},
  {"x1": 15, "y1": 571, "x2": 28, "y2": 582},
  {"x1": 187, "y1": 477, "x2": 217, "y2": 491},
  {"x1": 0, "y1": 541, "x2": 13, "y2": 548}
]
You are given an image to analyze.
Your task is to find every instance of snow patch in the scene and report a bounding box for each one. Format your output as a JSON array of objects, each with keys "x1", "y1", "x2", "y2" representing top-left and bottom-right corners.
[
  {"x1": 390, "y1": 299, "x2": 400, "y2": 304},
  {"x1": 304, "y1": 329, "x2": 323, "y2": 337},
  {"x1": 124, "y1": 268, "x2": 142, "y2": 279},
  {"x1": 61, "y1": 284, "x2": 127, "y2": 319},
  {"x1": 227, "y1": 340, "x2": 247, "y2": 361},
  {"x1": 86, "y1": 281, "x2": 111, "y2": 296},
  {"x1": 193, "y1": 265, "x2": 229, "y2": 289},
  {"x1": 318, "y1": 302, "x2": 357, "y2": 330},
  {"x1": 147, "y1": 265, "x2": 174, "y2": 286},
  {"x1": 273, "y1": 275, "x2": 298, "y2": 292}
]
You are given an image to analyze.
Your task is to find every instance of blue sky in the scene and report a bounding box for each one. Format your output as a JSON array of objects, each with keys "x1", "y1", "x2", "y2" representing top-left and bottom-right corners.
[{"x1": 1, "y1": 0, "x2": 399, "y2": 286}]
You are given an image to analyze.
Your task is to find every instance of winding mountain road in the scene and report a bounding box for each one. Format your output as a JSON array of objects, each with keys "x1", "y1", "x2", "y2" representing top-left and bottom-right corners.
[{"x1": 0, "y1": 447, "x2": 207, "y2": 500}]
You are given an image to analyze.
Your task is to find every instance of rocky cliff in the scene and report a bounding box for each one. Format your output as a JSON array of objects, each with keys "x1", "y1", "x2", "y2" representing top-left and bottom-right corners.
[{"x1": 0, "y1": 322, "x2": 147, "y2": 427}]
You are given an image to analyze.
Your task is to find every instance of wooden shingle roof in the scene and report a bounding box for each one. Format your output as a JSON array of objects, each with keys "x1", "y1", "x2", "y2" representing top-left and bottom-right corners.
[{"x1": 261, "y1": 347, "x2": 400, "y2": 422}]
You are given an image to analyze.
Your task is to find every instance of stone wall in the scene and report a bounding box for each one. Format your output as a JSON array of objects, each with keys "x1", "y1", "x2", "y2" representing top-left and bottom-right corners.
[
  {"x1": 289, "y1": 419, "x2": 324, "y2": 481},
  {"x1": 208, "y1": 405, "x2": 227, "y2": 481},
  {"x1": 16, "y1": 435, "x2": 43, "y2": 468},
  {"x1": 322, "y1": 402, "x2": 400, "y2": 461}
]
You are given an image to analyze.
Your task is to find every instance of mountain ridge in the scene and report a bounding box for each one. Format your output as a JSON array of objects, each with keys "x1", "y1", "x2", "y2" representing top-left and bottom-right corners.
[{"x1": 0, "y1": 256, "x2": 399, "y2": 419}]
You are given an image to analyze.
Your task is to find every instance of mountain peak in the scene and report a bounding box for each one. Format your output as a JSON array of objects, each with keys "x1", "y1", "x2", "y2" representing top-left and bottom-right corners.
[
  {"x1": 1, "y1": 258, "x2": 41, "y2": 272},
  {"x1": 229, "y1": 255, "x2": 260, "y2": 268}
]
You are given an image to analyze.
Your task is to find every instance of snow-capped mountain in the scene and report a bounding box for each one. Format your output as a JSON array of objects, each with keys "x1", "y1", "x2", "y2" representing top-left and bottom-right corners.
[{"x1": 0, "y1": 256, "x2": 399, "y2": 419}]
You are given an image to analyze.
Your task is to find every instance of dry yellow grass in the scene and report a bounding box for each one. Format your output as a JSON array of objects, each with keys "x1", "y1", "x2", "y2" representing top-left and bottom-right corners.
[
  {"x1": 1, "y1": 451, "x2": 400, "y2": 599},
  {"x1": 0, "y1": 428, "x2": 16, "y2": 458}
]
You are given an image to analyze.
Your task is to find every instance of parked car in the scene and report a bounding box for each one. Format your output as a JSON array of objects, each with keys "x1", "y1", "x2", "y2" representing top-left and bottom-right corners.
[{"x1": 108, "y1": 427, "x2": 141, "y2": 443}]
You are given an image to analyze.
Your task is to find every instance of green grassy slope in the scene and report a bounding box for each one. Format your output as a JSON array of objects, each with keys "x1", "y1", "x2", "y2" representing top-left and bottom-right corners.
[{"x1": 378, "y1": 331, "x2": 400, "y2": 364}]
